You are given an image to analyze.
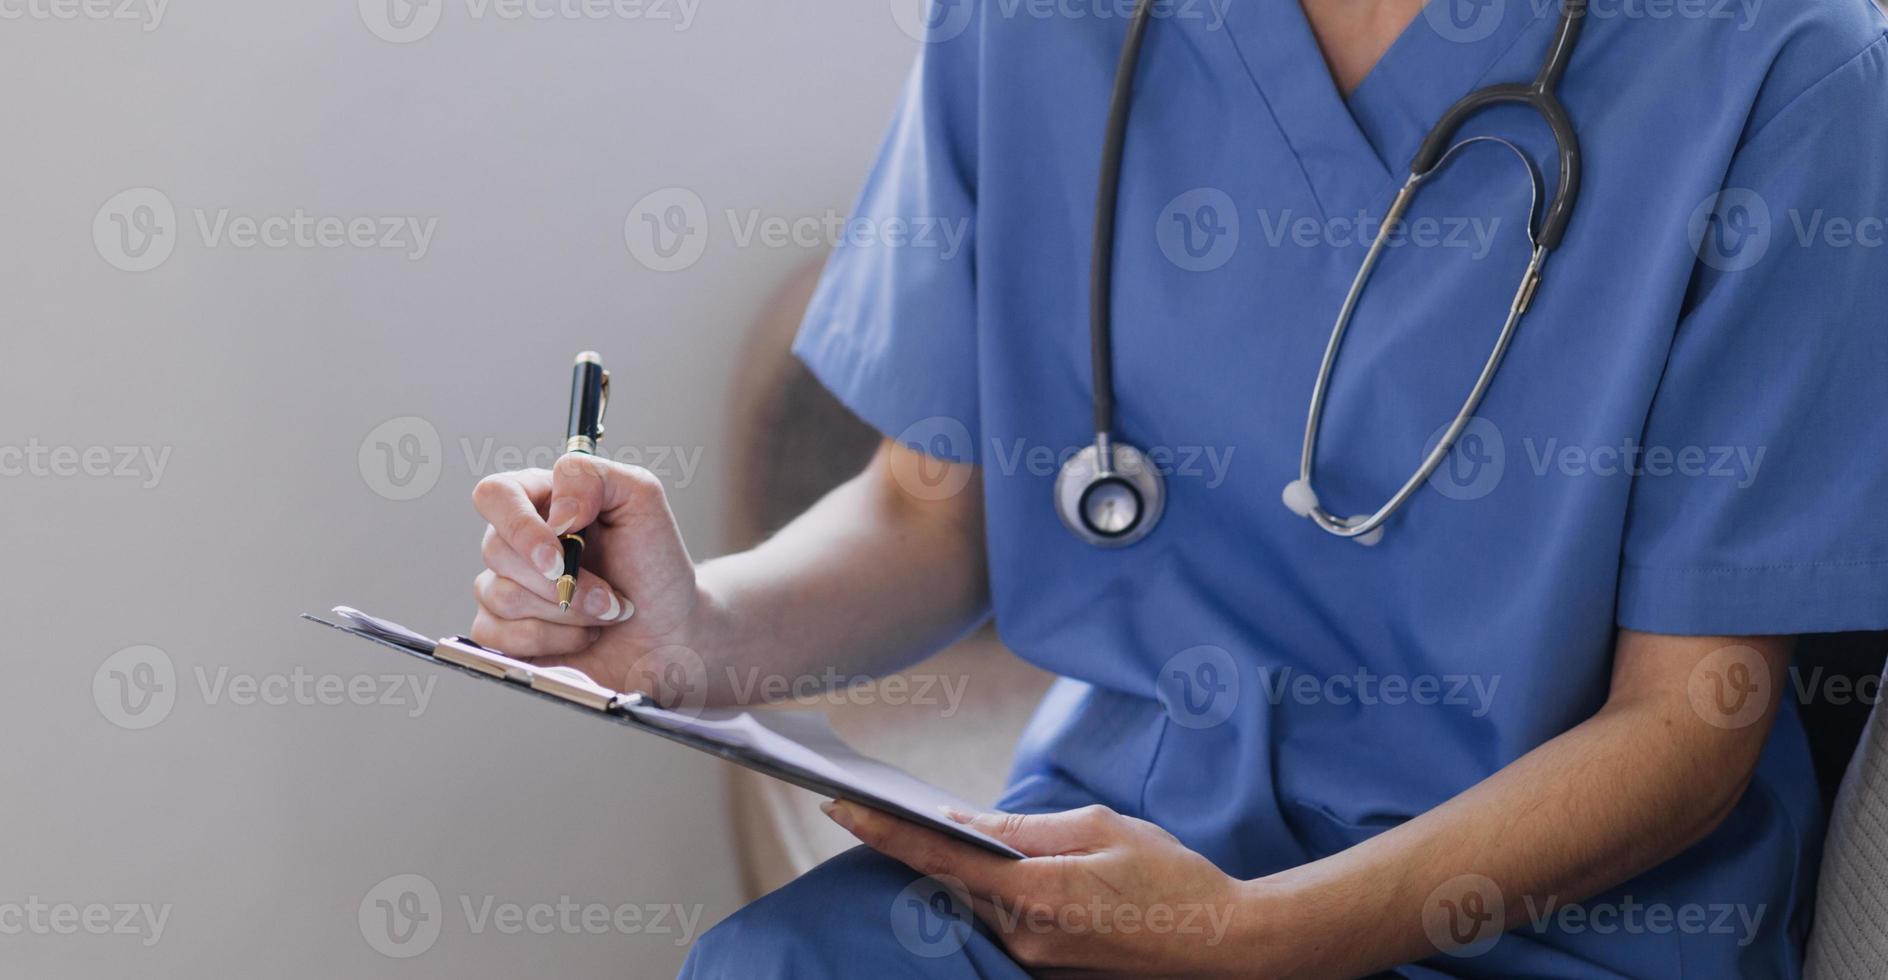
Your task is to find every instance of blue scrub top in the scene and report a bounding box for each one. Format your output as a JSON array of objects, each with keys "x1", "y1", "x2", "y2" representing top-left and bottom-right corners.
[{"x1": 792, "y1": 1, "x2": 1888, "y2": 976}]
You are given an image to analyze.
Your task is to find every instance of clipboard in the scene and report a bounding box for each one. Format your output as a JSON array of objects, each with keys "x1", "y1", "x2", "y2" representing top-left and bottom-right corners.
[{"x1": 303, "y1": 607, "x2": 1024, "y2": 859}]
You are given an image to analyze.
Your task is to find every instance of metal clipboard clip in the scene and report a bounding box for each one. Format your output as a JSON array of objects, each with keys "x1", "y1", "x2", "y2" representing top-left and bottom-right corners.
[{"x1": 433, "y1": 636, "x2": 645, "y2": 713}]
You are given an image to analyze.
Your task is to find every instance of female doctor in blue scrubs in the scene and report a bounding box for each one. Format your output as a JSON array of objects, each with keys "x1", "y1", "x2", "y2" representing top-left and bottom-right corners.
[{"x1": 466, "y1": 0, "x2": 1888, "y2": 975}]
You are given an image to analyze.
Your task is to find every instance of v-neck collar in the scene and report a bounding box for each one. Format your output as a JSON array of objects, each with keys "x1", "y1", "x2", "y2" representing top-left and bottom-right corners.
[{"x1": 1215, "y1": 0, "x2": 1554, "y2": 213}]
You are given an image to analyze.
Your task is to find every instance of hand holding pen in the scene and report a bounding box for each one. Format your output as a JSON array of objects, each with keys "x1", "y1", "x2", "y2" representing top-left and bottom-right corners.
[{"x1": 470, "y1": 350, "x2": 707, "y2": 668}]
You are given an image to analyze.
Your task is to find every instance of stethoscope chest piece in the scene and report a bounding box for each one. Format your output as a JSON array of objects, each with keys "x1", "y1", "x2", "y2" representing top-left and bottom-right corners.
[{"x1": 1056, "y1": 438, "x2": 1165, "y2": 548}]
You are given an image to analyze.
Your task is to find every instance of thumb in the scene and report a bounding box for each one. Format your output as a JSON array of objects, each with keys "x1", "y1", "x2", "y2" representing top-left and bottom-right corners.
[
  {"x1": 544, "y1": 454, "x2": 698, "y2": 636},
  {"x1": 544, "y1": 452, "x2": 620, "y2": 535},
  {"x1": 948, "y1": 805, "x2": 1117, "y2": 857}
]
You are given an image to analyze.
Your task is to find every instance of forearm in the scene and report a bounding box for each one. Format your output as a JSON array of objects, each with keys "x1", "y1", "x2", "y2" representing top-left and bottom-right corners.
[
  {"x1": 684, "y1": 441, "x2": 989, "y2": 705},
  {"x1": 1248, "y1": 634, "x2": 1789, "y2": 978}
]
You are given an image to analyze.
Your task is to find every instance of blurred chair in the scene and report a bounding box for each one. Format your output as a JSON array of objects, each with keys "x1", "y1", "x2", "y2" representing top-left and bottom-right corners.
[
  {"x1": 1804, "y1": 633, "x2": 1888, "y2": 979},
  {"x1": 723, "y1": 261, "x2": 1054, "y2": 898}
]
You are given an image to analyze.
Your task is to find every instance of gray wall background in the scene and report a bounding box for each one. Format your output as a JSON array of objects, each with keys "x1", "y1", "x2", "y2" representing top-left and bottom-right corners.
[{"x1": 0, "y1": 1, "x2": 921, "y2": 976}]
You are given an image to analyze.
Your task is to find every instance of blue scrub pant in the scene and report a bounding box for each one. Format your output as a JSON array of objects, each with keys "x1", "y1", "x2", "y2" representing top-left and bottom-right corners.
[{"x1": 679, "y1": 847, "x2": 1030, "y2": 978}]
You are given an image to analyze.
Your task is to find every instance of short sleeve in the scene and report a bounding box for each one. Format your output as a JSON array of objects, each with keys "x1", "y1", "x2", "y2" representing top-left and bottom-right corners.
[
  {"x1": 792, "y1": 7, "x2": 983, "y2": 463},
  {"x1": 1617, "y1": 35, "x2": 1888, "y2": 635}
]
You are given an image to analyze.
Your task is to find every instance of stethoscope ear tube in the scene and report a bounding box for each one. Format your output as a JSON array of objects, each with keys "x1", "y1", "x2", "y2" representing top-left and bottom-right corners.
[
  {"x1": 1410, "y1": 0, "x2": 1584, "y2": 250},
  {"x1": 1411, "y1": 83, "x2": 1582, "y2": 253}
]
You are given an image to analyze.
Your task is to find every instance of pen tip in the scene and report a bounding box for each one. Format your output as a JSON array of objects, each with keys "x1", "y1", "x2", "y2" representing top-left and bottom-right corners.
[{"x1": 559, "y1": 601, "x2": 571, "y2": 612}]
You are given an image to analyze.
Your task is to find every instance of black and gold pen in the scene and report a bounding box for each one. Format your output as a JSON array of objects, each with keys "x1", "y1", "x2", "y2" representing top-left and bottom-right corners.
[{"x1": 556, "y1": 351, "x2": 610, "y2": 611}]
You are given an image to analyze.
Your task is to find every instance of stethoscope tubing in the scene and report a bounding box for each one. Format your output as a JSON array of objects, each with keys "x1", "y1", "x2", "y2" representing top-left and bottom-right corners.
[{"x1": 1086, "y1": 0, "x2": 1160, "y2": 451}]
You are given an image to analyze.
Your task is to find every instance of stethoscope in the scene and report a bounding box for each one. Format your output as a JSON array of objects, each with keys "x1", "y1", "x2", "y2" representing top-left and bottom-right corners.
[{"x1": 1056, "y1": 0, "x2": 1587, "y2": 548}]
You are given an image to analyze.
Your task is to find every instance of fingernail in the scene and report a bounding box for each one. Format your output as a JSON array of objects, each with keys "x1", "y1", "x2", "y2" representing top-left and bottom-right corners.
[
  {"x1": 532, "y1": 544, "x2": 563, "y2": 580},
  {"x1": 616, "y1": 597, "x2": 636, "y2": 622},
  {"x1": 547, "y1": 500, "x2": 578, "y2": 535},
  {"x1": 821, "y1": 801, "x2": 852, "y2": 830},
  {"x1": 585, "y1": 588, "x2": 617, "y2": 620}
]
